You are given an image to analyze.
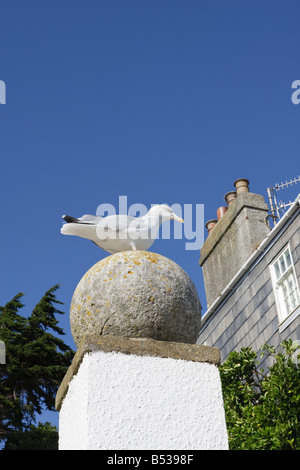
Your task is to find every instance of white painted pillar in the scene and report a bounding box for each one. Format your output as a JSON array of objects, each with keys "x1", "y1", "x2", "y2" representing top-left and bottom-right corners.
[{"x1": 56, "y1": 335, "x2": 228, "y2": 450}]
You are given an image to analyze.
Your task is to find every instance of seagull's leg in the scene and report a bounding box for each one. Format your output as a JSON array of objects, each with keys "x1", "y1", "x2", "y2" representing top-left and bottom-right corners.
[{"x1": 130, "y1": 241, "x2": 137, "y2": 251}]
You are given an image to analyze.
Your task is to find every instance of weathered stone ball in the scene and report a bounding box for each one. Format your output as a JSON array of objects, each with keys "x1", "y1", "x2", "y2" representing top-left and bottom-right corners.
[{"x1": 70, "y1": 251, "x2": 202, "y2": 347}]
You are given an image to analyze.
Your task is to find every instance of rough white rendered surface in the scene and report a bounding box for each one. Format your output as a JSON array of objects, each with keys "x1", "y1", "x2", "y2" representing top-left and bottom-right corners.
[{"x1": 59, "y1": 351, "x2": 228, "y2": 450}]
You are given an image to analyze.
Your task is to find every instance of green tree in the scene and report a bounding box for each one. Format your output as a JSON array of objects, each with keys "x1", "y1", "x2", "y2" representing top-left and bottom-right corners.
[
  {"x1": 0, "y1": 285, "x2": 73, "y2": 448},
  {"x1": 4, "y1": 422, "x2": 58, "y2": 450},
  {"x1": 220, "y1": 340, "x2": 300, "y2": 450}
]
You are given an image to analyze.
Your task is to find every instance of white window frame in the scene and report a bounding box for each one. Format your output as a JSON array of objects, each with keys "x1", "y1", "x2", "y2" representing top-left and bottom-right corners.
[{"x1": 270, "y1": 244, "x2": 300, "y2": 326}]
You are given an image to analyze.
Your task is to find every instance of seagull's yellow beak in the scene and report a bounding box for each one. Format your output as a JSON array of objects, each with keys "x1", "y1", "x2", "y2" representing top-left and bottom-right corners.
[{"x1": 173, "y1": 215, "x2": 184, "y2": 223}]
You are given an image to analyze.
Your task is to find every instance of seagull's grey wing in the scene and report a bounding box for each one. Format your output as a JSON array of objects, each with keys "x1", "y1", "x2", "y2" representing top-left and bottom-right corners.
[
  {"x1": 102, "y1": 214, "x2": 136, "y2": 232},
  {"x1": 77, "y1": 214, "x2": 103, "y2": 224}
]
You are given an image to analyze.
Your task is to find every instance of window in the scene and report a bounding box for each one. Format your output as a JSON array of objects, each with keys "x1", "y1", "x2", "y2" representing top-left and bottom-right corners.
[{"x1": 271, "y1": 245, "x2": 300, "y2": 323}]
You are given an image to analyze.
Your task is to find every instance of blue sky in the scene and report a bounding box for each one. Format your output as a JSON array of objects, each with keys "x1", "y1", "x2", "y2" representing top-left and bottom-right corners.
[{"x1": 1, "y1": 0, "x2": 300, "y2": 428}]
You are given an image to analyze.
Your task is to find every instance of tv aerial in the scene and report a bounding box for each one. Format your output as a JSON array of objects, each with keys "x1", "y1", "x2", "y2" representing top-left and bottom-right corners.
[{"x1": 267, "y1": 175, "x2": 300, "y2": 225}]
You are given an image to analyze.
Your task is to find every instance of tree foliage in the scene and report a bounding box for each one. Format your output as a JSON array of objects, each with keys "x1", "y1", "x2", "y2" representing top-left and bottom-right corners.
[
  {"x1": 219, "y1": 340, "x2": 300, "y2": 450},
  {"x1": 0, "y1": 285, "x2": 73, "y2": 449},
  {"x1": 3, "y1": 422, "x2": 58, "y2": 450}
]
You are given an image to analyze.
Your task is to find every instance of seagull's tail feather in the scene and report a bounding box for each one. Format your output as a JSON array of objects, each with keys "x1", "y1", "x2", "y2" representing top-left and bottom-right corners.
[
  {"x1": 62, "y1": 214, "x2": 102, "y2": 225},
  {"x1": 62, "y1": 215, "x2": 79, "y2": 223},
  {"x1": 61, "y1": 222, "x2": 98, "y2": 242}
]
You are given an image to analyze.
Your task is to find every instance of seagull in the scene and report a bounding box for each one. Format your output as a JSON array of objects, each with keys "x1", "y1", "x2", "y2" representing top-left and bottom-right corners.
[{"x1": 61, "y1": 204, "x2": 184, "y2": 254}]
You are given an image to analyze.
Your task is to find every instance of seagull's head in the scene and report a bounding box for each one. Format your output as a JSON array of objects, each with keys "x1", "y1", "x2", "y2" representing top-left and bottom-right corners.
[{"x1": 149, "y1": 204, "x2": 184, "y2": 223}]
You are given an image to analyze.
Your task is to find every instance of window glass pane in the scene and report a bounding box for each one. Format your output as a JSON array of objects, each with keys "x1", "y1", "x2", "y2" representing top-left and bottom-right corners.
[
  {"x1": 274, "y1": 261, "x2": 281, "y2": 280},
  {"x1": 291, "y1": 291, "x2": 297, "y2": 310},
  {"x1": 279, "y1": 255, "x2": 286, "y2": 274},
  {"x1": 288, "y1": 272, "x2": 300, "y2": 310},
  {"x1": 285, "y1": 249, "x2": 292, "y2": 268},
  {"x1": 282, "y1": 279, "x2": 291, "y2": 315},
  {"x1": 287, "y1": 275, "x2": 296, "y2": 310}
]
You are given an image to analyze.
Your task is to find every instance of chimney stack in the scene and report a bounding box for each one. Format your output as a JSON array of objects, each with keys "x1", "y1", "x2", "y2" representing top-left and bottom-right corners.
[{"x1": 200, "y1": 179, "x2": 270, "y2": 308}]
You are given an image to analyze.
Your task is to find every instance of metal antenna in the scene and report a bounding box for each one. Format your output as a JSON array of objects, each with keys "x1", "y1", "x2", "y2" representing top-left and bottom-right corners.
[{"x1": 267, "y1": 175, "x2": 300, "y2": 225}]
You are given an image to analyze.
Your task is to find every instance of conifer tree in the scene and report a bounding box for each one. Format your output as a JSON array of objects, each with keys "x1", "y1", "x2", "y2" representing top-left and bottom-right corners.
[{"x1": 0, "y1": 285, "x2": 73, "y2": 447}]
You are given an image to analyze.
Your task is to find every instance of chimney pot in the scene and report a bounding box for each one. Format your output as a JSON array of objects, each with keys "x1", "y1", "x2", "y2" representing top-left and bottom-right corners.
[
  {"x1": 234, "y1": 178, "x2": 250, "y2": 195},
  {"x1": 224, "y1": 191, "x2": 237, "y2": 206},
  {"x1": 217, "y1": 206, "x2": 228, "y2": 220},
  {"x1": 205, "y1": 219, "x2": 218, "y2": 236}
]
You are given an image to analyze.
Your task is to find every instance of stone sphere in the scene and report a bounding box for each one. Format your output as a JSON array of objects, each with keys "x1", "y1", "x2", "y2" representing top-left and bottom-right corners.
[{"x1": 70, "y1": 251, "x2": 202, "y2": 347}]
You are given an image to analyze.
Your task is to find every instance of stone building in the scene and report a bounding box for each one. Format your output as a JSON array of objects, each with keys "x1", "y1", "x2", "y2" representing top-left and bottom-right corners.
[{"x1": 197, "y1": 178, "x2": 300, "y2": 367}]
